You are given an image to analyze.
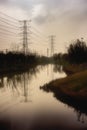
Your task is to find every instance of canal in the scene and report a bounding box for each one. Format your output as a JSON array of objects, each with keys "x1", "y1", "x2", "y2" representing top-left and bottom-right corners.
[{"x1": 0, "y1": 64, "x2": 87, "y2": 130}]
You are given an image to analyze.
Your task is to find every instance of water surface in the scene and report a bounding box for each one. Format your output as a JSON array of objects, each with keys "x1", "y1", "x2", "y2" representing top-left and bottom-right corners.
[{"x1": 0, "y1": 64, "x2": 87, "y2": 130}]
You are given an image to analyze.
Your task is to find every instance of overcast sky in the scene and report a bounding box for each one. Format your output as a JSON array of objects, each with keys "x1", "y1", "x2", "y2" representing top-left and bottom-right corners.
[{"x1": 0, "y1": 0, "x2": 87, "y2": 55}]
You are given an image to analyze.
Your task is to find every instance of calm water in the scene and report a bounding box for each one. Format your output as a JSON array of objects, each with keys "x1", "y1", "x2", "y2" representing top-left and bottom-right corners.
[{"x1": 0, "y1": 64, "x2": 87, "y2": 130}]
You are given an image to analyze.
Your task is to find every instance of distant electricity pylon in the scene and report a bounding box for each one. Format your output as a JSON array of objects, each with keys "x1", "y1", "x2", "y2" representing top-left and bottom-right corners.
[
  {"x1": 49, "y1": 35, "x2": 56, "y2": 57},
  {"x1": 19, "y1": 20, "x2": 31, "y2": 54},
  {"x1": 47, "y1": 48, "x2": 49, "y2": 57}
]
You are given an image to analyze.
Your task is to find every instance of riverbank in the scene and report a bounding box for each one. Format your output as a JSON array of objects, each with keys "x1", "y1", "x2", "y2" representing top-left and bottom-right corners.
[
  {"x1": 63, "y1": 63, "x2": 87, "y2": 75},
  {"x1": 42, "y1": 64, "x2": 87, "y2": 104}
]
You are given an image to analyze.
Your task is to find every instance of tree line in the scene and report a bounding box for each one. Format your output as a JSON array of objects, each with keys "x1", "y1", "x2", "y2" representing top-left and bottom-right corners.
[{"x1": 53, "y1": 38, "x2": 87, "y2": 64}]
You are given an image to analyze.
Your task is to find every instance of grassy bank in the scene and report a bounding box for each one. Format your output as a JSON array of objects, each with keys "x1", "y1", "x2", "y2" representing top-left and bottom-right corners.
[
  {"x1": 63, "y1": 63, "x2": 87, "y2": 75},
  {"x1": 42, "y1": 68, "x2": 87, "y2": 102}
]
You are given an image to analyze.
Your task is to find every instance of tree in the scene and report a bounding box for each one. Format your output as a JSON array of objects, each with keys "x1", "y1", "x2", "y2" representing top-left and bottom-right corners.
[{"x1": 67, "y1": 39, "x2": 87, "y2": 64}]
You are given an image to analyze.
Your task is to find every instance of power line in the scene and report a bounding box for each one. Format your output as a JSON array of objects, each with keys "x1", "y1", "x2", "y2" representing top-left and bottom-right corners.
[
  {"x1": 0, "y1": 18, "x2": 19, "y2": 28},
  {"x1": 31, "y1": 26, "x2": 46, "y2": 37},
  {"x1": 0, "y1": 34, "x2": 18, "y2": 38},
  {"x1": 30, "y1": 31, "x2": 47, "y2": 43},
  {"x1": 0, "y1": 12, "x2": 20, "y2": 49},
  {"x1": 0, "y1": 24, "x2": 19, "y2": 31},
  {"x1": 0, "y1": 35, "x2": 19, "y2": 43},
  {"x1": 30, "y1": 41, "x2": 48, "y2": 47},
  {"x1": 0, "y1": 16, "x2": 18, "y2": 26},
  {"x1": 30, "y1": 28, "x2": 48, "y2": 43},
  {"x1": 0, "y1": 11, "x2": 18, "y2": 22},
  {"x1": 0, "y1": 32, "x2": 19, "y2": 38},
  {"x1": 30, "y1": 35, "x2": 47, "y2": 44},
  {"x1": 31, "y1": 28, "x2": 46, "y2": 39},
  {"x1": 29, "y1": 35, "x2": 48, "y2": 44},
  {"x1": 0, "y1": 27, "x2": 18, "y2": 35}
]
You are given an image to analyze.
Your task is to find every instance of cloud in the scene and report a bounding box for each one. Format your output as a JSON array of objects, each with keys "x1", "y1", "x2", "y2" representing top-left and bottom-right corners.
[
  {"x1": 0, "y1": 0, "x2": 8, "y2": 3},
  {"x1": 33, "y1": 0, "x2": 87, "y2": 26},
  {"x1": 0, "y1": 0, "x2": 33, "y2": 11},
  {"x1": 32, "y1": 0, "x2": 64, "y2": 24},
  {"x1": 0, "y1": 0, "x2": 68, "y2": 24},
  {"x1": 32, "y1": 4, "x2": 51, "y2": 24},
  {"x1": 0, "y1": 0, "x2": 9, "y2": 4},
  {"x1": 1, "y1": 0, "x2": 87, "y2": 26}
]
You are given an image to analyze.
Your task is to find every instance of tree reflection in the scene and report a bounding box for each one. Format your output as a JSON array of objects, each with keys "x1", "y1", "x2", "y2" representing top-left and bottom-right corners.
[
  {"x1": 53, "y1": 64, "x2": 63, "y2": 73},
  {"x1": 0, "y1": 77, "x2": 4, "y2": 88},
  {"x1": 75, "y1": 110, "x2": 85, "y2": 124},
  {"x1": 0, "y1": 66, "x2": 40, "y2": 102}
]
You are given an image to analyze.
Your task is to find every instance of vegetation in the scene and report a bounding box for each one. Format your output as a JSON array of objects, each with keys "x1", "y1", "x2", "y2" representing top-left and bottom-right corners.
[
  {"x1": 53, "y1": 38, "x2": 87, "y2": 65},
  {"x1": 0, "y1": 51, "x2": 38, "y2": 73},
  {"x1": 0, "y1": 51, "x2": 54, "y2": 74},
  {"x1": 67, "y1": 39, "x2": 87, "y2": 64},
  {"x1": 53, "y1": 53, "x2": 68, "y2": 65},
  {"x1": 37, "y1": 55, "x2": 54, "y2": 64}
]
